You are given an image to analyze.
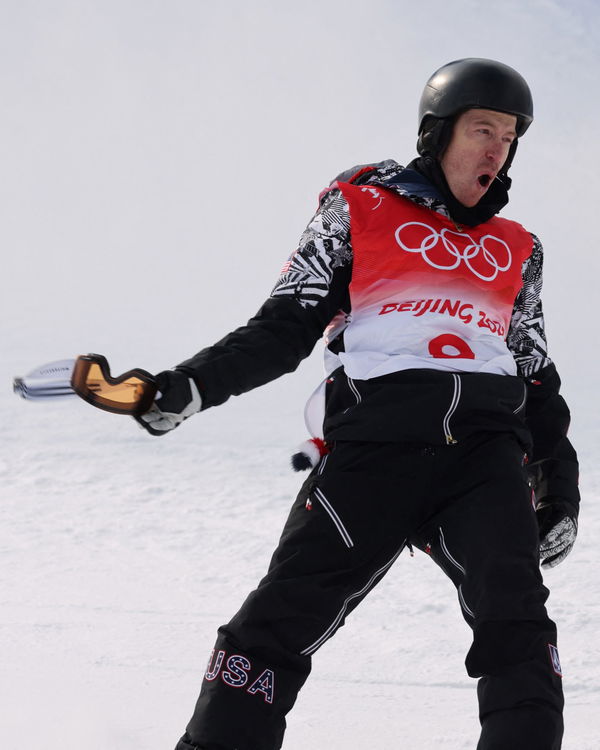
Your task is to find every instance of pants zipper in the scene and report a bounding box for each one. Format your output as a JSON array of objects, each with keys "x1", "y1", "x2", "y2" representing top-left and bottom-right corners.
[
  {"x1": 439, "y1": 526, "x2": 465, "y2": 574},
  {"x1": 439, "y1": 527, "x2": 474, "y2": 618},
  {"x1": 443, "y1": 373, "x2": 461, "y2": 445},
  {"x1": 313, "y1": 487, "x2": 354, "y2": 548},
  {"x1": 347, "y1": 376, "x2": 362, "y2": 406},
  {"x1": 513, "y1": 382, "x2": 527, "y2": 414}
]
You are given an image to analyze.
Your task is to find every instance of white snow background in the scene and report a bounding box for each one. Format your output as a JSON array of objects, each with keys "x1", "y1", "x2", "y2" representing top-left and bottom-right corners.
[{"x1": 2, "y1": 1, "x2": 599, "y2": 747}]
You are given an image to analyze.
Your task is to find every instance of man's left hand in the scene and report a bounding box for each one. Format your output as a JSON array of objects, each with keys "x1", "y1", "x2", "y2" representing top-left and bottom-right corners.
[{"x1": 536, "y1": 498, "x2": 578, "y2": 569}]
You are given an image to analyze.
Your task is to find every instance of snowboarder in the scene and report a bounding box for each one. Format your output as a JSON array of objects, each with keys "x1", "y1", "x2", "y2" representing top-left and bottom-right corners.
[{"x1": 139, "y1": 58, "x2": 579, "y2": 750}]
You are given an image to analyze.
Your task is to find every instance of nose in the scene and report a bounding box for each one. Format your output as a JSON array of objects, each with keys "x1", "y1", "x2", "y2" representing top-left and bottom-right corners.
[{"x1": 486, "y1": 137, "x2": 508, "y2": 165}]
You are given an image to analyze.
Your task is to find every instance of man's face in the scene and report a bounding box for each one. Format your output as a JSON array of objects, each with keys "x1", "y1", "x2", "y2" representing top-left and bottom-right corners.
[{"x1": 439, "y1": 108, "x2": 518, "y2": 208}]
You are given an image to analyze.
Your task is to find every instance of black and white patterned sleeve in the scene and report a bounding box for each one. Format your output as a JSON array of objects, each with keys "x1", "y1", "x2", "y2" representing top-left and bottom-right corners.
[
  {"x1": 507, "y1": 233, "x2": 552, "y2": 377},
  {"x1": 174, "y1": 188, "x2": 353, "y2": 410},
  {"x1": 508, "y1": 235, "x2": 579, "y2": 513},
  {"x1": 270, "y1": 188, "x2": 353, "y2": 310}
]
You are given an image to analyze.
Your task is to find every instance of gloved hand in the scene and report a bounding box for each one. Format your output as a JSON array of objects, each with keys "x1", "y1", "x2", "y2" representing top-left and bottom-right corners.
[
  {"x1": 137, "y1": 370, "x2": 202, "y2": 436},
  {"x1": 536, "y1": 498, "x2": 578, "y2": 569}
]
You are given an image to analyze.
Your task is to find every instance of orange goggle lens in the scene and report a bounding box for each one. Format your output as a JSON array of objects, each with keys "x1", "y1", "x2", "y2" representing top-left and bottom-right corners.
[{"x1": 71, "y1": 354, "x2": 157, "y2": 416}]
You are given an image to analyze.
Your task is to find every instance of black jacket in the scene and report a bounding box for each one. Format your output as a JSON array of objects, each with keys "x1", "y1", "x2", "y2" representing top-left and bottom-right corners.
[{"x1": 176, "y1": 161, "x2": 580, "y2": 513}]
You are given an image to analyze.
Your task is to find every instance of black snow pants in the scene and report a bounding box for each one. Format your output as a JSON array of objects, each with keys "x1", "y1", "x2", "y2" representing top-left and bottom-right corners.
[{"x1": 175, "y1": 433, "x2": 564, "y2": 750}]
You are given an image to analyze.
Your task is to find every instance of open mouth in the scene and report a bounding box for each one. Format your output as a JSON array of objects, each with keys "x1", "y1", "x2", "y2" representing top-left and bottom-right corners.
[{"x1": 478, "y1": 174, "x2": 492, "y2": 188}]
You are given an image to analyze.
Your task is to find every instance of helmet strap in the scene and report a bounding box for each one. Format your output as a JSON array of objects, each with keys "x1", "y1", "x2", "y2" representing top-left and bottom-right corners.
[
  {"x1": 417, "y1": 117, "x2": 454, "y2": 158},
  {"x1": 500, "y1": 138, "x2": 519, "y2": 175}
]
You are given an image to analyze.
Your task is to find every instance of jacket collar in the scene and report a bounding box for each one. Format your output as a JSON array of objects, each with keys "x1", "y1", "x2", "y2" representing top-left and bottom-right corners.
[{"x1": 357, "y1": 158, "x2": 510, "y2": 227}]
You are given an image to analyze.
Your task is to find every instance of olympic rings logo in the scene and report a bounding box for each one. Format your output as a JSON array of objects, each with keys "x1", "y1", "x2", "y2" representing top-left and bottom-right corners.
[{"x1": 394, "y1": 222, "x2": 512, "y2": 282}]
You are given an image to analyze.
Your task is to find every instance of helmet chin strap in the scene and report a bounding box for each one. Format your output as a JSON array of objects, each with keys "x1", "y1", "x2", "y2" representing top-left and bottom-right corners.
[{"x1": 500, "y1": 138, "x2": 519, "y2": 175}]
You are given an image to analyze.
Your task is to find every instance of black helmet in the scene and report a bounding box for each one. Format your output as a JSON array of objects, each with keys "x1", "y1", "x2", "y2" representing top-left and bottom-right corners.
[{"x1": 417, "y1": 58, "x2": 533, "y2": 161}]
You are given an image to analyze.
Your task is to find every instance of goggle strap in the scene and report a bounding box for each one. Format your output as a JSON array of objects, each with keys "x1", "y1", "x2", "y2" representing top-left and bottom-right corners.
[{"x1": 13, "y1": 359, "x2": 77, "y2": 401}]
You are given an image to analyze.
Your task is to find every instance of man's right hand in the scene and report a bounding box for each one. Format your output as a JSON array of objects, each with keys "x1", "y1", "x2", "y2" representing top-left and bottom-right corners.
[{"x1": 137, "y1": 370, "x2": 202, "y2": 436}]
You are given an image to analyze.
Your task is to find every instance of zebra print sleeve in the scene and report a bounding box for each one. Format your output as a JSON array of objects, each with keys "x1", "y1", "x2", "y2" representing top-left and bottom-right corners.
[
  {"x1": 174, "y1": 189, "x2": 353, "y2": 410},
  {"x1": 507, "y1": 233, "x2": 552, "y2": 377},
  {"x1": 270, "y1": 188, "x2": 353, "y2": 309}
]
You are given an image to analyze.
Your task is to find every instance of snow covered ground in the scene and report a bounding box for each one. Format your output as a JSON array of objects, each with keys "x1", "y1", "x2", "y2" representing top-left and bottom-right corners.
[
  {"x1": 3, "y1": 1, "x2": 600, "y2": 748},
  {"x1": 3, "y1": 371, "x2": 599, "y2": 749}
]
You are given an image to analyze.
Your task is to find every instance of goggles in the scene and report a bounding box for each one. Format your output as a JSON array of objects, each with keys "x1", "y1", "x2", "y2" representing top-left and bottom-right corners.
[{"x1": 70, "y1": 354, "x2": 157, "y2": 416}]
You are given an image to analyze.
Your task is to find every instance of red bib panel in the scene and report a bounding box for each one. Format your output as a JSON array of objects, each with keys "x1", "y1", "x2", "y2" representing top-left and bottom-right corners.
[{"x1": 334, "y1": 181, "x2": 534, "y2": 378}]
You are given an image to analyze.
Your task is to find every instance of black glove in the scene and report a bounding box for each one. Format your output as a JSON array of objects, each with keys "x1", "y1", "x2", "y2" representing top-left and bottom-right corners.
[
  {"x1": 137, "y1": 370, "x2": 202, "y2": 436},
  {"x1": 536, "y1": 497, "x2": 578, "y2": 569}
]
